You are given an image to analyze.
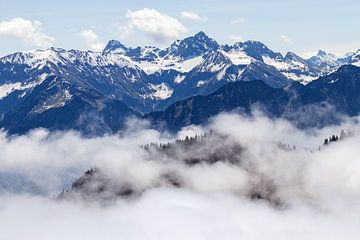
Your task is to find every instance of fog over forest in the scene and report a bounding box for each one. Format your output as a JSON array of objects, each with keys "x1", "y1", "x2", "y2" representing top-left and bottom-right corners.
[{"x1": 1, "y1": 112, "x2": 360, "y2": 240}]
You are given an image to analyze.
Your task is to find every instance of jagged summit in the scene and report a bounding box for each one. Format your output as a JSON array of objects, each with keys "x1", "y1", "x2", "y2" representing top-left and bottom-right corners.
[
  {"x1": 164, "y1": 31, "x2": 219, "y2": 59},
  {"x1": 103, "y1": 40, "x2": 127, "y2": 54},
  {"x1": 317, "y1": 50, "x2": 328, "y2": 57},
  {"x1": 193, "y1": 31, "x2": 214, "y2": 41},
  {"x1": 307, "y1": 49, "x2": 339, "y2": 71},
  {"x1": 238, "y1": 40, "x2": 268, "y2": 48},
  {"x1": 233, "y1": 40, "x2": 283, "y2": 61},
  {"x1": 284, "y1": 52, "x2": 309, "y2": 66}
]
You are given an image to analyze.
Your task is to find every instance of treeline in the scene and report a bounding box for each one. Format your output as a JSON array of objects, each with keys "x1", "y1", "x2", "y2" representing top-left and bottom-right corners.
[
  {"x1": 142, "y1": 131, "x2": 213, "y2": 151},
  {"x1": 323, "y1": 130, "x2": 348, "y2": 146}
]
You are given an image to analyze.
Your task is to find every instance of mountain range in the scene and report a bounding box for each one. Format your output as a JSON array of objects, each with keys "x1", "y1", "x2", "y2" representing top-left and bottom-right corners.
[
  {"x1": 147, "y1": 65, "x2": 360, "y2": 130},
  {"x1": 0, "y1": 31, "x2": 359, "y2": 135}
]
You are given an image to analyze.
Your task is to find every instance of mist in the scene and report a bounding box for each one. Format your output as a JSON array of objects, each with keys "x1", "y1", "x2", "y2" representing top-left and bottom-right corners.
[{"x1": 1, "y1": 111, "x2": 360, "y2": 239}]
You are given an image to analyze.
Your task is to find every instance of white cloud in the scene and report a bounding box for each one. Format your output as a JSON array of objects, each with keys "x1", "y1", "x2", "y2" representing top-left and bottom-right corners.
[
  {"x1": 1, "y1": 112, "x2": 360, "y2": 239},
  {"x1": 231, "y1": 17, "x2": 247, "y2": 25},
  {"x1": 280, "y1": 35, "x2": 293, "y2": 44},
  {"x1": 80, "y1": 30, "x2": 105, "y2": 52},
  {"x1": 180, "y1": 11, "x2": 207, "y2": 22},
  {"x1": 123, "y1": 8, "x2": 188, "y2": 44},
  {"x1": 0, "y1": 18, "x2": 55, "y2": 48},
  {"x1": 118, "y1": 25, "x2": 134, "y2": 39}
]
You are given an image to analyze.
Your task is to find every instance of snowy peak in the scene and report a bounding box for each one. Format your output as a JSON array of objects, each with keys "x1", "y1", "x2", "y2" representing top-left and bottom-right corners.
[
  {"x1": 102, "y1": 39, "x2": 162, "y2": 59},
  {"x1": 196, "y1": 50, "x2": 232, "y2": 72},
  {"x1": 316, "y1": 50, "x2": 338, "y2": 61},
  {"x1": 350, "y1": 50, "x2": 360, "y2": 66},
  {"x1": 125, "y1": 46, "x2": 160, "y2": 59},
  {"x1": 193, "y1": 31, "x2": 218, "y2": 45},
  {"x1": 233, "y1": 40, "x2": 283, "y2": 61},
  {"x1": 307, "y1": 50, "x2": 339, "y2": 69},
  {"x1": 1, "y1": 47, "x2": 141, "y2": 70},
  {"x1": 236, "y1": 40, "x2": 268, "y2": 49},
  {"x1": 285, "y1": 52, "x2": 306, "y2": 63},
  {"x1": 164, "y1": 31, "x2": 220, "y2": 60},
  {"x1": 0, "y1": 48, "x2": 67, "y2": 69},
  {"x1": 103, "y1": 40, "x2": 128, "y2": 54},
  {"x1": 351, "y1": 49, "x2": 360, "y2": 59},
  {"x1": 317, "y1": 50, "x2": 328, "y2": 57}
]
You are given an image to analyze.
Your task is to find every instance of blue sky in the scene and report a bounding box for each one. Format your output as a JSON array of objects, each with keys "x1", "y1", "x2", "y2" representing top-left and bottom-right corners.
[{"x1": 0, "y1": 0, "x2": 359, "y2": 57}]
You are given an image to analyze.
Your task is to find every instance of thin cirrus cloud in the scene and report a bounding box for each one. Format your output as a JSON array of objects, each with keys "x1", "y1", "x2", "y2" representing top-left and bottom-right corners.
[
  {"x1": 0, "y1": 17, "x2": 55, "y2": 48},
  {"x1": 119, "y1": 8, "x2": 188, "y2": 44},
  {"x1": 180, "y1": 11, "x2": 207, "y2": 22},
  {"x1": 80, "y1": 30, "x2": 105, "y2": 52}
]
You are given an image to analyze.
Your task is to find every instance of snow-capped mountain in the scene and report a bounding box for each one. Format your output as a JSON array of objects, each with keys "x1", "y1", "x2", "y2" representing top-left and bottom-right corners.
[
  {"x1": 0, "y1": 31, "x2": 358, "y2": 134},
  {"x1": 0, "y1": 74, "x2": 140, "y2": 135},
  {"x1": 101, "y1": 32, "x2": 322, "y2": 85},
  {"x1": 0, "y1": 31, "x2": 290, "y2": 115},
  {"x1": 102, "y1": 40, "x2": 128, "y2": 54},
  {"x1": 101, "y1": 31, "x2": 218, "y2": 75},
  {"x1": 348, "y1": 50, "x2": 360, "y2": 66},
  {"x1": 147, "y1": 65, "x2": 360, "y2": 131},
  {"x1": 0, "y1": 48, "x2": 157, "y2": 112},
  {"x1": 304, "y1": 49, "x2": 360, "y2": 73},
  {"x1": 162, "y1": 31, "x2": 220, "y2": 60},
  {"x1": 307, "y1": 50, "x2": 340, "y2": 73}
]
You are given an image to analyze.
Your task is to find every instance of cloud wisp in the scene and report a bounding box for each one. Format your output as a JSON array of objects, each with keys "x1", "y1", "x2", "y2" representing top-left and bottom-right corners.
[{"x1": 180, "y1": 11, "x2": 207, "y2": 22}]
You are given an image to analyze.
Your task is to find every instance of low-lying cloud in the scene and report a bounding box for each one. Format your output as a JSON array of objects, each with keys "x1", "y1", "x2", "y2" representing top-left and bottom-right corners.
[{"x1": 1, "y1": 112, "x2": 360, "y2": 239}]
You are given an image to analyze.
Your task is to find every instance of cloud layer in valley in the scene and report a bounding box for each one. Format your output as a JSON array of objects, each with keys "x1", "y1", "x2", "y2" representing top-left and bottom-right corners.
[{"x1": 1, "y1": 112, "x2": 360, "y2": 239}]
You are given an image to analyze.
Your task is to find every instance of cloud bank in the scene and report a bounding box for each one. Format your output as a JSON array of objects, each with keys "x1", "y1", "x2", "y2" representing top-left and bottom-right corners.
[{"x1": 1, "y1": 112, "x2": 360, "y2": 239}]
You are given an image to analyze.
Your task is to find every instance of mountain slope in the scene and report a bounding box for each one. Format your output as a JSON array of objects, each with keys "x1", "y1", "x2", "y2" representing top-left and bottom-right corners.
[
  {"x1": 0, "y1": 75, "x2": 140, "y2": 135},
  {"x1": 146, "y1": 80, "x2": 290, "y2": 130},
  {"x1": 146, "y1": 65, "x2": 360, "y2": 130}
]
